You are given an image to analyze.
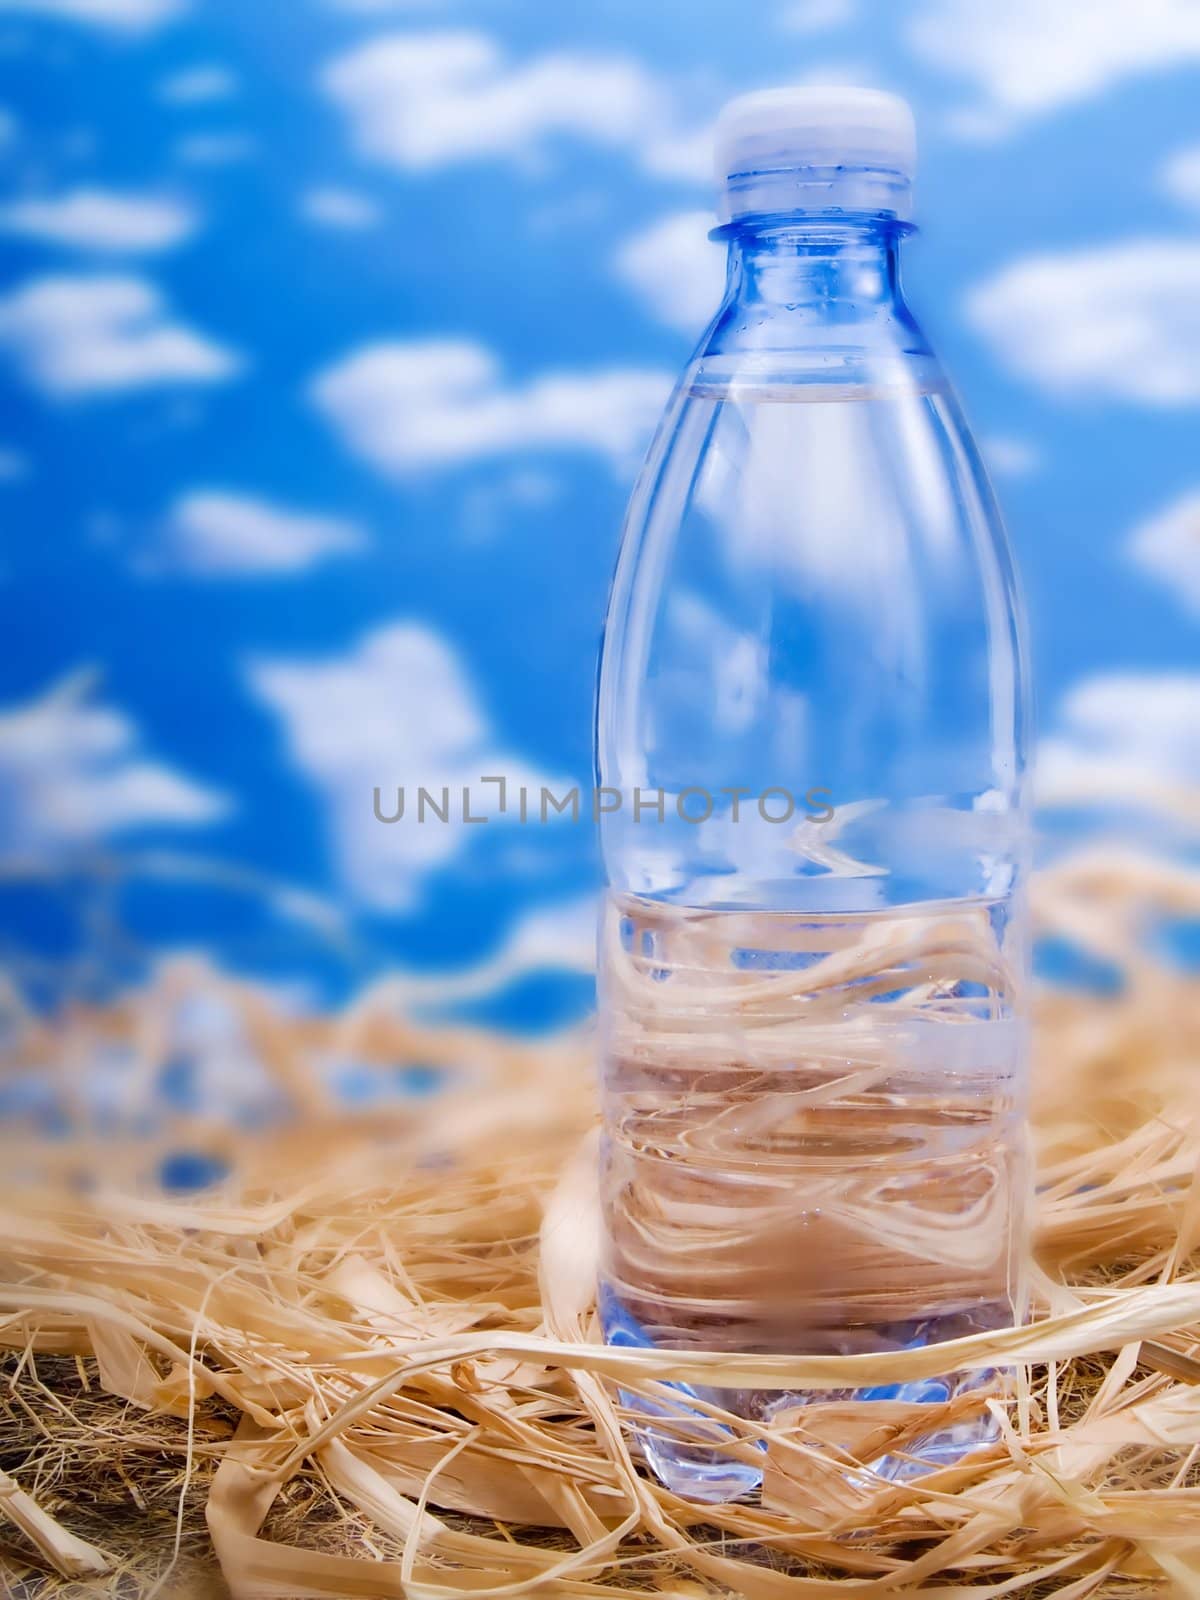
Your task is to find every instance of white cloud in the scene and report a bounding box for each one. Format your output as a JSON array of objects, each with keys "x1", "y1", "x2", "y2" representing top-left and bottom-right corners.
[
  {"x1": 174, "y1": 133, "x2": 256, "y2": 166},
  {"x1": 966, "y1": 241, "x2": 1200, "y2": 405},
  {"x1": 1038, "y1": 673, "x2": 1200, "y2": 817},
  {"x1": 614, "y1": 210, "x2": 724, "y2": 334},
  {"x1": 322, "y1": 29, "x2": 699, "y2": 179},
  {"x1": 158, "y1": 65, "x2": 238, "y2": 105},
  {"x1": 501, "y1": 894, "x2": 597, "y2": 975},
  {"x1": 0, "y1": 188, "x2": 199, "y2": 254},
  {"x1": 310, "y1": 339, "x2": 669, "y2": 477},
  {"x1": 0, "y1": 0, "x2": 183, "y2": 30},
  {"x1": 300, "y1": 186, "x2": 381, "y2": 230},
  {"x1": 159, "y1": 491, "x2": 366, "y2": 576},
  {"x1": 1126, "y1": 490, "x2": 1200, "y2": 618},
  {"x1": 1160, "y1": 144, "x2": 1200, "y2": 210},
  {"x1": 461, "y1": 466, "x2": 560, "y2": 541},
  {"x1": 907, "y1": 0, "x2": 1200, "y2": 127},
  {"x1": 384, "y1": 892, "x2": 598, "y2": 1004},
  {"x1": 779, "y1": 0, "x2": 856, "y2": 34},
  {"x1": 247, "y1": 623, "x2": 566, "y2": 911},
  {"x1": 0, "y1": 672, "x2": 227, "y2": 868},
  {"x1": 0, "y1": 274, "x2": 240, "y2": 398},
  {"x1": 981, "y1": 435, "x2": 1041, "y2": 479},
  {"x1": 642, "y1": 122, "x2": 716, "y2": 184}
]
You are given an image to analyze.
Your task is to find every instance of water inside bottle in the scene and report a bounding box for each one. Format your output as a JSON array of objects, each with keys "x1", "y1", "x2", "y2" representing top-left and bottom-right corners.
[{"x1": 598, "y1": 890, "x2": 1029, "y2": 1501}]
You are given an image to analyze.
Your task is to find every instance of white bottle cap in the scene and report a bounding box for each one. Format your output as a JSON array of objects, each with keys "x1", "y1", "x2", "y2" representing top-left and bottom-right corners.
[{"x1": 713, "y1": 86, "x2": 917, "y2": 224}]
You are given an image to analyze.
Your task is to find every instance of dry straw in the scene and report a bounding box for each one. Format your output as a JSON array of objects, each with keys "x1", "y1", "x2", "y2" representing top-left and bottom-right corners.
[{"x1": 1, "y1": 831, "x2": 1199, "y2": 1597}]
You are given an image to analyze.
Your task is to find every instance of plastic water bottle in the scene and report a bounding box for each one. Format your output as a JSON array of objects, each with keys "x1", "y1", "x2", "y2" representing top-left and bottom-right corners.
[{"x1": 595, "y1": 87, "x2": 1032, "y2": 1500}]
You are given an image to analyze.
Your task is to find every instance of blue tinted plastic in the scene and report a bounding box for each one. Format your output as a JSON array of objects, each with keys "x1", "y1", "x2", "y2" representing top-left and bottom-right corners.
[{"x1": 595, "y1": 208, "x2": 1033, "y2": 1499}]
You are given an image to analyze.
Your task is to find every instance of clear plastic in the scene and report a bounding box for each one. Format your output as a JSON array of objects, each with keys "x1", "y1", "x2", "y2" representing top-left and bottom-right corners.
[{"x1": 595, "y1": 210, "x2": 1032, "y2": 1500}]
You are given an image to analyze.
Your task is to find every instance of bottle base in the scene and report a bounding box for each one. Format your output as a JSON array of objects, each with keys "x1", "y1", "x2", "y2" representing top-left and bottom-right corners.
[
  {"x1": 600, "y1": 1283, "x2": 1004, "y2": 1503},
  {"x1": 628, "y1": 1387, "x2": 1000, "y2": 1503},
  {"x1": 643, "y1": 1430, "x2": 766, "y2": 1504}
]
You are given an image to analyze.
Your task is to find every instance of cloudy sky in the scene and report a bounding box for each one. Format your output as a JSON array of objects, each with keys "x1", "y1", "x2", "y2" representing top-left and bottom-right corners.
[{"x1": 0, "y1": 0, "x2": 1197, "y2": 1010}]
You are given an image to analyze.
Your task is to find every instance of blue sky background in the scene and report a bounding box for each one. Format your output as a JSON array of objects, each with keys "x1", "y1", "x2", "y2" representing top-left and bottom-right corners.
[{"x1": 1, "y1": 0, "x2": 1198, "y2": 1022}]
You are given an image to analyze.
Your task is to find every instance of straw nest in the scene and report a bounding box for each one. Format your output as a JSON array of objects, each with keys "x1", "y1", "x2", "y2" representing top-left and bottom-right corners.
[{"x1": 2, "y1": 840, "x2": 1199, "y2": 1598}]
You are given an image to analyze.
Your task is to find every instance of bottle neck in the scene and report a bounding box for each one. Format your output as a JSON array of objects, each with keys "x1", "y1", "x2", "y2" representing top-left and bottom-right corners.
[
  {"x1": 698, "y1": 214, "x2": 930, "y2": 381},
  {"x1": 720, "y1": 215, "x2": 908, "y2": 314}
]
